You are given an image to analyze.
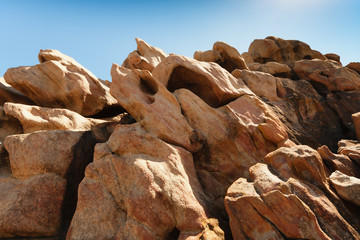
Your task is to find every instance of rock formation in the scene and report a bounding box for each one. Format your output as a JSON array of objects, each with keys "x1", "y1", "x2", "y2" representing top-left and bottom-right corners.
[{"x1": 0, "y1": 36, "x2": 360, "y2": 240}]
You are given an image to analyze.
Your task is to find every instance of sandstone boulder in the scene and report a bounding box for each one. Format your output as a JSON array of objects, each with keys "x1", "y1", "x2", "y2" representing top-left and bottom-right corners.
[
  {"x1": 330, "y1": 170, "x2": 360, "y2": 206},
  {"x1": 194, "y1": 41, "x2": 248, "y2": 72},
  {"x1": 347, "y1": 62, "x2": 360, "y2": 74},
  {"x1": 248, "y1": 61, "x2": 291, "y2": 77},
  {"x1": 152, "y1": 55, "x2": 252, "y2": 108},
  {"x1": 4, "y1": 102, "x2": 109, "y2": 133},
  {"x1": 122, "y1": 38, "x2": 168, "y2": 72},
  {"x1": 67, "y1": 124, "x2": 224, "y2": 240},
  {"x1": 248, "y1": 36, "x2": 326, "y2": 67},
  {"x1": 325, "y1": 53, "x2": 341, "y2": 63},
  {"x1": 0, "y1": 106, "x2": 22, "y2": 141},
  {"x1": 110, "y1": 64, "x2": 201, "y2": 152},
  {"x1": 352, "y1": 112, "x2": 360, "y2": 141},
  {"x1": 0, "y1": 77, "x2": 33, "y2": 105},
  {"x1": 4, "y1": 49, "x2": 118, "y2": 116},
  {"x1": 338, "y1": 140, "x2": 360, "y2": 165}
]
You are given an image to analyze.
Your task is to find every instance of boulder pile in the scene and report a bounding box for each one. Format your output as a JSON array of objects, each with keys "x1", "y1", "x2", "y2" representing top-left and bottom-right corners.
[{"x1": 1, "y1": 36, "x2": 360, "y2": 239}]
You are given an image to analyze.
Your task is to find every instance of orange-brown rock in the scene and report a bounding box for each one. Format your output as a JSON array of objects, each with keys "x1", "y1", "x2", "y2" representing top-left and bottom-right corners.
[
  {"x1": 0, "y1": 173, "x2": 66, "y2": 238},
  {"x1": 317, "y1": 145, "x2": 360, "y2": 177},
  {"x1": 248, "y1": 61, "x2": 291, "y2": 77},
  {"x1": 233, "y1": 69, "x2": 344, "y2": 150},
  {"x1": 152, "y1": 55, "x2": 252, "y2": 107},
  {"x1": 248, "y1": 36, "x2": 326, "y2": 67},
  {"x1": 347, "y1": 62, "x2": 360, "y2": 74},
  {"x1": 330, "y1": 170, "x2": 360, "y2": 206},
  {"x1": 122, "y1": 38, "x2": 168, "y2": 72},
  {"x1": 325, "y1": 53, "x2": 341, "y2": 63},
  {"x1": 338, "y1": 140, "x2": 360, "y2": 165},
  {"x1": 194, "y1": 41, "x2": 248, "y2": 72},
  {"x1": 0, "y1": 106, "x2": 22, "y2": 141},
  {"x1": 0, "y1": 77, "x2": 33, "y2": 106},
  {"x1": 4, "y1": 49, "x2": 118, "y2": 116},
  {"x1": 352, "y1": 112, "x2": 360, "y2": 140},
  {"x1": 4, "y1": 102, "x2": 110, "y2": 133},
  {"x1": 67, "y1": 124, "x2": 223, "y2": 240},
  {"x1": 110, "y1": 64, "x2": 201, "y2": 152}
]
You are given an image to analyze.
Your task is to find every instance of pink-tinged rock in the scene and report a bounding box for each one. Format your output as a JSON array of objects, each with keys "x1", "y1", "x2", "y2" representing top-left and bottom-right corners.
[
  {"x1": 338, "y1": 140, "x2": 360, "y2": 165},
  {"x1": 174, "y1": 89, "x2": 290, "y2": 206},
  {"x1": 4, "y1": 49, "x2": 118, "y2": 116},
  {"x1": 4, "y1": 130, "x2": 83, "y2": 178},
  {"x1": 122, "y1": 38, "x2": 168, "y2": 72},
  {"x1": 0, "y1": 77, "x2": 33, "y2": 105},
  {"x1": 352, "y1": 112, "x2": 360, "y2": 141},
  {"x1": 264, "y1": 145, "x2": 328, "y2": 189},
  {"x1": 152, "y1": 54, "x2": 252, "y2": 107},
  {"x1": 225, "y1": 176, "x2": 331, "y2": 240},
  {"x1": 0, "y1": 173, "x2": 66, "y2": 238},
  {"x1": 67, "y1": 124, "x2": 223, "y2": 240},
  {"x1": 317, "y1": 145, "x2": 360, "y2": 177},
  {"x1": 110, "y1": 65, "x2": 201, "y2": 152},
  {"x1": 294, "y1": 59, "x2": 360, "y2": 91},
  {"x1": 248, "y1": 62, "x2": 291, "y2": 77},
  {"x1": 194, "y1": 41, "x2": 248, "y2": 72},
  {"x1": 330, "y1": 170, "x2": 360, "y2": 206},
  {"x1": 3, "y1": 102, "x2": 111, "y2": 133},
  {"x1": 249, "y1": 36, "x2": 326, "y2": 67},
  {"x1": 346, "y1": 62, "x2": 360, "y2": 74},
  {"x1": 232, "y1": 69, "x2": 280, "y2": 101},
  {"x1": 0, "y1": 106, "x2": 22, "y2": 141}
]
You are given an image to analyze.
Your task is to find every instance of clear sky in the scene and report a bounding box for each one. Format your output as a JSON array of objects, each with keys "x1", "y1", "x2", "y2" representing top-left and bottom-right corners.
[{"x1": 0, "y1": 0, "x2": 359, "y2": 81}]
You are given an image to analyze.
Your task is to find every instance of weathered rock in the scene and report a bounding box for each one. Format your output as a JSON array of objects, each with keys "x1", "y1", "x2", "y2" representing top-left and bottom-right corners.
[
  {"x1": 317, "y1": 145, "x2": 360, "y2": 177},
  {"x1": 241, "y1": 52, "x2": 254, "y2": 65},
  {"x1": 326, "y1": 91, "x2": 360, "y2": 139},
  {"x1": 225, "y1": 163, "x2": 360, "y2": 240},
  {"x1": 67, "y1": 124, "x2": 223, "y2": 240},
  {"x1": 194, "y1": 41, "x2": 248, "y2": 72},
  {"x1": 330, "y1": 170, "x2": 360, "y2": 206},
  {"x1": 293, "y1": 59, "x2": 360, "y2": 92},
  {"x1": 325, "y1": 53, "x2": 341, "y2": 63},
  {"x1": 248, "y1": 61, "x2": 291, "y2": 77},
  {"x1": 122, "y1": 38, "x2": 168, "y2": 72},
  {"x1": 338, "y1": 140, "x2": 360, "y2": 165},
  {"x1": 4, "y1": 102, "x2": 109, "y2": 133},
  {"x1": 352, "y1": 112, "x2": 360, "y2": 141},
  {"x1": 152, "y1": 55, "x2": 252, "y2": 108},
  {"x1": 248, "y1": 36, "x2": 326, "y2": 67},
  {"x1": 233, "y1": 69, "x2": 344, "y2": 150},
  {"x1": 347, "y1": 62, "x2": 360, "y2": 74},
  {"x1": 0, "y1": 173, "x2": 66, "y2": 238},
  {"x1": 225, "y1": 175, "x2": 331, "y2": 240},
  {"x1": 110, "y1": 64, "x2": 201, "y2": 152},
  {"x1": 0, "y1": 77, "x2": 33, "y2": 105},
  {"x1": 0, "y1": 128, "x2": 104, "y2": 238},
  {"x1": 0, "y1": 106, "x2": 22, "y2": 141},
  {"x1": 4, "y1": 49, "x2": 118, "y2": 116}
]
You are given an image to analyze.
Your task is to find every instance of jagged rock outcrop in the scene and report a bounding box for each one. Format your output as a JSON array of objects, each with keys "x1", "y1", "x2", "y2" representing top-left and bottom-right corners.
[
  {"x1": 4, "y1": 49, "x2": 119, "y2": 116},
  {"x1": 0, "y1": 36, "x2": 360, "y2": 240}
]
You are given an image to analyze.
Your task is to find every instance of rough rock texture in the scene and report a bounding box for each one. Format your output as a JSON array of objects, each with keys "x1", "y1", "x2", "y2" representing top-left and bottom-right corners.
[
  {"x1": 248, "y1": 36, "x2": 326, "y2": 67},
  {"x1": 4, "y1": 102, "x2": 109, "y2": 133},
  {"x1": 122, "y1": 38, "x2": 168, "y2": 72},
  {"x1": 67, "y1": 124, "x2": 224, "y2": 240},
  {"x1": 153, "y1": 54, "x2": 252, "y2": 108},
  {"x1": 330, "y1": 170, "x2": 360, "y2": 206},
  {"x1": 1, "y1": 37, "x2": 360, "y2": 239},
  {"x1": 0, "y1": 77, "x2": 33, "y2": 105},
  {"x1": 353, "y1": 112, "x2": 360, "y2": 140},
  {"x1": 4, "y1": 49, "x2": 118, "y2": 116},
  {"x1": 194, "y1": 41, "x2": 248, "y2": 72},
  {"x1": 110, "y1": 64, "x2": 201, "y2": 152}
]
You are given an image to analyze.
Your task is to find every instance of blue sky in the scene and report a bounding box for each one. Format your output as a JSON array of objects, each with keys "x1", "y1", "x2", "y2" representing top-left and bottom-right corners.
[{"x1": 0, "y1": 0, "x2": 359, "y2": 81}]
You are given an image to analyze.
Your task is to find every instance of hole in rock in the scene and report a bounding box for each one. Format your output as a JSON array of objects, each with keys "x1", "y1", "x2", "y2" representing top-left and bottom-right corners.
[
  {"x1": 168, "y1": 66, "x2": 232, "y2": 108},
  {"x1": 140, "y1": 77, "x2": 158, "y2": 96},
  {"x1": 166, "y1": 227, "x2": 180, "y2": 240},
  {"x1": 303, "y1": 55, "x2": 312, "y2": 60},
  {"x1": 88, "y1": 104, "x2": 127, "y2": 119},
  {"x1": 309, "y1": 80, "x2": 329, "y2": 97}
]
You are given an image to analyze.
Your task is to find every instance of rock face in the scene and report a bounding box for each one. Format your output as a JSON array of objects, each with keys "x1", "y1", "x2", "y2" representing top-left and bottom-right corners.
[
  {"x1": 4, "y1": 49, "x2": 118, "y2": 116},
  {"x1": 1, "y1": 36, "x2": 360, "y2": 240}
]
